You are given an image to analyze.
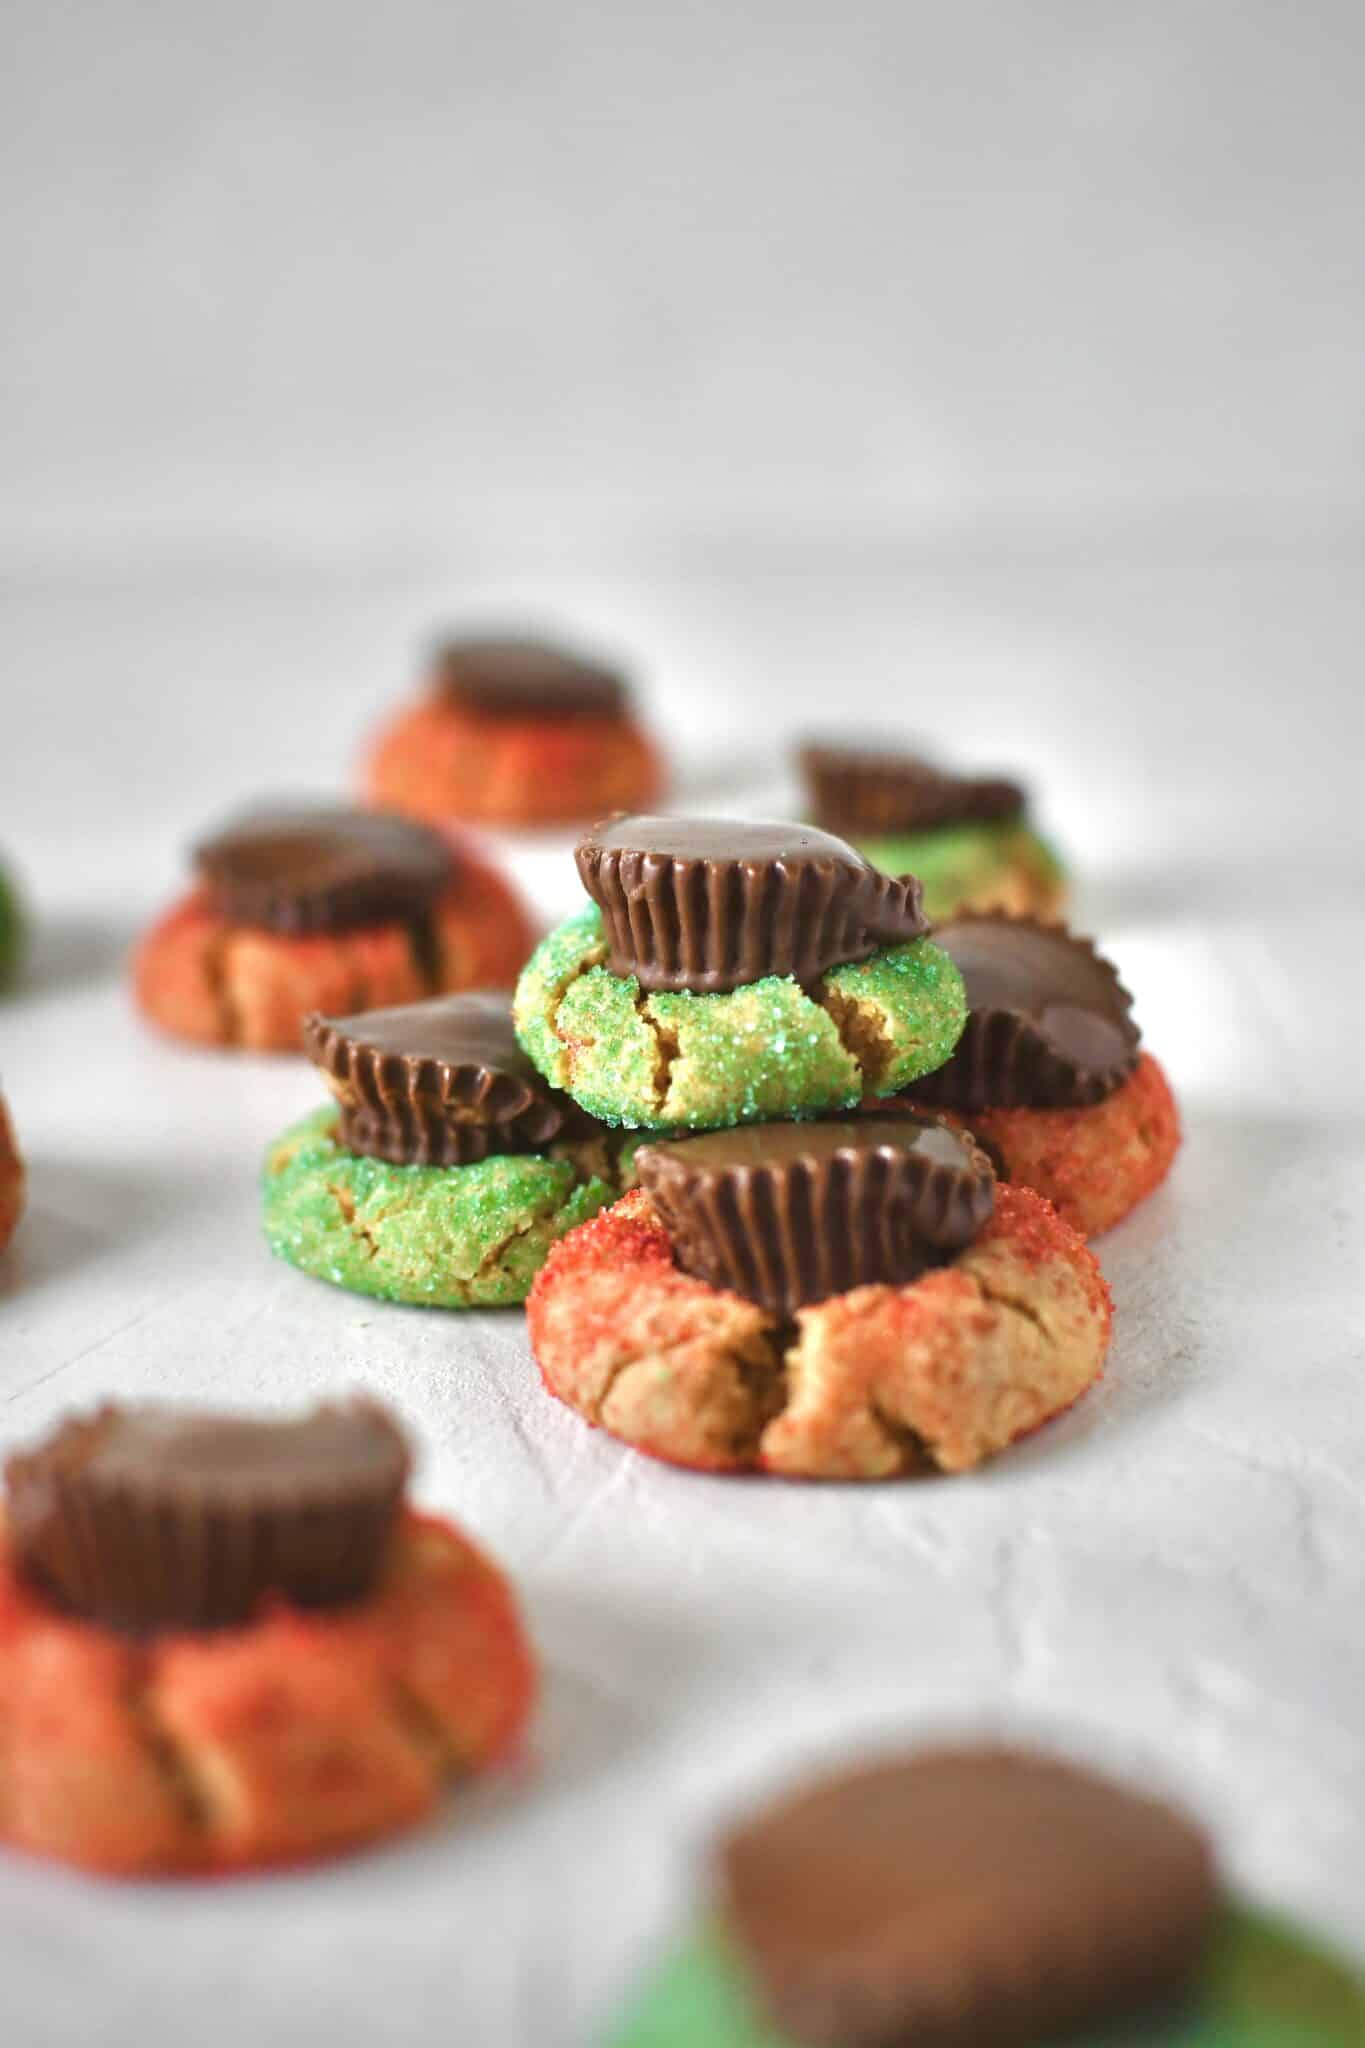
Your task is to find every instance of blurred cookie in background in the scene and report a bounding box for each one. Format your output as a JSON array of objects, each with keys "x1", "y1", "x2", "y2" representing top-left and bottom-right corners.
[
  {"x1": 133, "y1": 802, "x2": 536, "y2": 1053},
  {"x1": 0, "y1": 854, "x2": 24, "y2": 989},
  {"x1": 800, "y1": 739, "x2": 1065, "y2": 921},
  {"x1": 0, "y1": 1088, "x2": 23, "y2": 1253},
  {"x1": 363, "y1": 631, "x2": 664, "y2": 828}
]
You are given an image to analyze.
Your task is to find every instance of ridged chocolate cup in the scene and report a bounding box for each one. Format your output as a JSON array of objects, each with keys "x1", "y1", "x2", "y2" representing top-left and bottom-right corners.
[
  {"x1": 195, "y1": 804, "x2": 452, "y2": 935},
  {"x1": 429, "y1": 635, "x2": 629, "y2": 720},
  {"x1": 636, "y1": 1114, "x2": 995, "y2": 1317},
  {"x1": 912, "y1": 915, "x2": 1141, "y2": 1111},
  {"x1": 304, "y1": 992, "x2": 594, "y2": 1166},
  {"x1": 576, "y1": 815, "x2": 929, "y2": 995},
  {"x1": 801, "y1": 742, "x2": 1026, "y2": 835},
  {"x1": 5, "y1": 1399, "x2": 411, "y2": 1634}
]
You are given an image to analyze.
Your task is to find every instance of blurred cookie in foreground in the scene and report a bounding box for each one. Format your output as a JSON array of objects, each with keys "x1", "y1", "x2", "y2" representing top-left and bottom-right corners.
[
  {"x1": 0, "y1": 1398, "x2": 534, "y2": 1874},
  {"x1": 528, "y1": 1113, "x2": 1110, "y2": 1478},
  {"x1": 264, "y1": 992, "x2": 637, "y2": 1307},
  {"x1": 0, "y1": 1090, "x2": 23, "y2": 1252},
  {"x1": 800, "y1": 739, "x2": 1065, "y2": 921},
  {"x1": 908, "y1": 914, "x2": 1180, "y2": 1237},
  {"x1": 134, "y1": 803, "x2": 535, "y2": 1052},
  {"x1": 363, "y1": 632, "x2": 663, "y2": 827},
  {"x1": 609, "y1": 1744, "x2": 1365, "y2": 2048}
]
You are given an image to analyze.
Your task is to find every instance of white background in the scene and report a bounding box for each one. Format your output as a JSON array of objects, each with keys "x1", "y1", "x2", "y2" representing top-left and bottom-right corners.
[{"x1": 2, "y1": 3, "x2": 1364, "y2": 2043}]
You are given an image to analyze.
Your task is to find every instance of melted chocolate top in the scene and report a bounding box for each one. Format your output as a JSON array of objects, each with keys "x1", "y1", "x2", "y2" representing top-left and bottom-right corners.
[
  {"x1": 430, "y1": 636, "x2": 628, "y2": 720},
  {"x1": 576, "y1": 814, "x2": 929, "y2": 994},
  {"x1": 801, "y1": 741, "x2": 1026, "y2": 835},
  {"x1": 912, "y1": 916, "x2": 1140, "y2": 1112},
  {"x1": 6, "y1": 1400, "x2": 411, "y2": 1633},
  {"x1": 195, "y1": 805, "x2": 451, "y2": 934},
  {"x1": 636, "y1": 1112, "x2": 994, "y2": 1316},
  {"x1": 305, "y1": 992, "x2": 591, "y2": 1165}
]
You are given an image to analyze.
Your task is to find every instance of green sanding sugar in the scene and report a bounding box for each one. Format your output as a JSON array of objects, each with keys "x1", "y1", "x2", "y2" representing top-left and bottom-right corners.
[
  {"x1": 513, "y1": 905, "x2": 967, "y2": 1132},
  {"x1": 606, "y1": 1908, "x2": 1365, "y2": 2048},
  {"x1": 859, "y1": 821, "x2": 1063, "y2": 920},
  {"x1": 262, "y1": 1105, "x2": 615, "y2": 1308}
]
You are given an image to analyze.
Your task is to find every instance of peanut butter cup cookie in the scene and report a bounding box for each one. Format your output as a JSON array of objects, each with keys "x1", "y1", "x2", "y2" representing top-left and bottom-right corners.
[
  {"x1": 514, "y1": 817, "x2": 967, "y2": 1131},
  {"x1": 908, "y1": 914, "x2": 1180, "y2": 1236},
  {"x1": 528, "y1": 1112, "x2": 1110, "y2": 1477},
  {"x1": 265, "y1": 992, "x2": 634, "y2": 1306},
  {"x1": 135, "y1": 804, "x2": 536, "y2": 1052},
  {"x1": 364, "y1": 633, "x2": 662, "y2": 827},
  {"x1": 801, "y1": 741, "x2": 1065, "y2": 921},
  {"x1": 0, "y1": 1399, "x2": 533, "y2": 1874}
]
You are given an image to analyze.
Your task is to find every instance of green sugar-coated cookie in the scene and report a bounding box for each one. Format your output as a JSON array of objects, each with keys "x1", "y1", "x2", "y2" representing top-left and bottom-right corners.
[
  {"x1": 859, "y1": 821, "x2": 1064, "y2": 921},
  {"x1": 263, "y1": 1106, "x2": 616, "y2": 1307},
  {"x1": 607, "y1": 1909, "x2": 1365, "y2": 2048},
  {"x1": 513, "y1": 905, "x2": 967, "y2": 1132},
  {"x1": 0, "y1": 863, "x2": 23, "y2": 988}
]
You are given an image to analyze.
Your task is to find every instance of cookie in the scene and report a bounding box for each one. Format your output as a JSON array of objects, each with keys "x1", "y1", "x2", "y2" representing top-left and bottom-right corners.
[
  {"x1": 909, "y1": 916, "x2": 1180, "y2": 1235},
  {"x1": 0, "y1": 1092, "x2": 23, "y2": 1254},
  {"x1": 717, "y1": 1748, "x2": 1218, "y2": 2046},
  {"x1": 528, "y1": 1171, "x2": 1110, "y2": 1478},
  {"x1": 0, "y1": 860, "x2": 22, "y2": 987},
  {"x1": 363, "y1": 634, "x2": 662, "y2": 827},
  {"x1": 801, "y1": 742, "x2": 1066, "y2": 922},
  {"x1": 515, "y1": 816, "x2": 967, "y2": 1131},
  {"x1": 265, "y1": 1105, "x2": 622, "y2": 1308},
  {"x1": 0, "y1": 1400, "x2": 534, "y2": 1875},
  {"x1": 134, "y1": 804, "x2": 535, "y2": 1052}
]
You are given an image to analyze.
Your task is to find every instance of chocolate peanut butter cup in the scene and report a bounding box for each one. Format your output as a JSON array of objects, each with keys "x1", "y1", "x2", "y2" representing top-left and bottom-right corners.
[
  {"x1": 801, "y1": 741, "x2": 1026, "y2": 836},
  {"x1": 720, "y1": 1747, "x2": 1217, "y2": 2047},
  {"x1": 6, "y1": 1399, "x2": 410, "y2": 1632},
  {"x1": 195, "y1": 805, "x2": 452, "y2": 935},
  {"x1": 305, "y1": 991, "x2": 592, "y2": 1166},
  {"x1": 635, "y1": 1114, "x2": 993, "y2": 1317},
  {"x1": 430, "y1": 635, "x2": 628, "y2": 720},
  {"x1": 912, "y1": 914, "x2": 1140, "y2": 1111},
  {"x1": 575, "y1": 816, "x2": 929, "y2": 995}
]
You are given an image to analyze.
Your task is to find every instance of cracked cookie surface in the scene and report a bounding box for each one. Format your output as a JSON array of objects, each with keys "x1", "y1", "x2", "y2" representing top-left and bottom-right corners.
[
  {"x1": 858, "y1": 821, "x2": 1065, "y2": 922},
  {"x1": 527, "y1": 1183, "x2": 1111, "y2": 1478},
  {"x1": 134, "y1": 845, "x2": 536, "y2": 1053},
  {"x1": 0, "y1": 1509, "x2": 533, "y2": 1875},
  {"x1": 263, "y1": 1105, "x2": 619, "y2": 1306},
  {"x1": 513, "y1": 905, "x2": 967, "y2": 1131},
  {"x1": 919, "y1": 1051, "x2": 1181, "y2": 1238}
]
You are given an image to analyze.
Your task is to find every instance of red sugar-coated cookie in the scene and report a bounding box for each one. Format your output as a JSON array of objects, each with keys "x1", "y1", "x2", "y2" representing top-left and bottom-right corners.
[
  {"x1": 0, "y1": 1096, "x2": 22, "y2": 1253},
  {"x1": 528, "y1": 1184, "x2": 1112, "y2": 1479},
  {"x1": 363, "y1": 697, "x2": 662, "y2": 829},
  {"x1": 0, "y1": 1509, "x2": 534, "y2": 1876},
  {"x1": 926, "y1": 1052, "x2": 1181, "y2": 1239},
  {"x1": 134, "y1": 844, "x2": 536, "y2": 1052}
]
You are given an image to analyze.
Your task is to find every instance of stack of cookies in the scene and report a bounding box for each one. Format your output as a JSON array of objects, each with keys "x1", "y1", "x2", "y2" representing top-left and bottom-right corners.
[{"x1": 518, "y1": 814, "x2": 1116, "y2": 1480}]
